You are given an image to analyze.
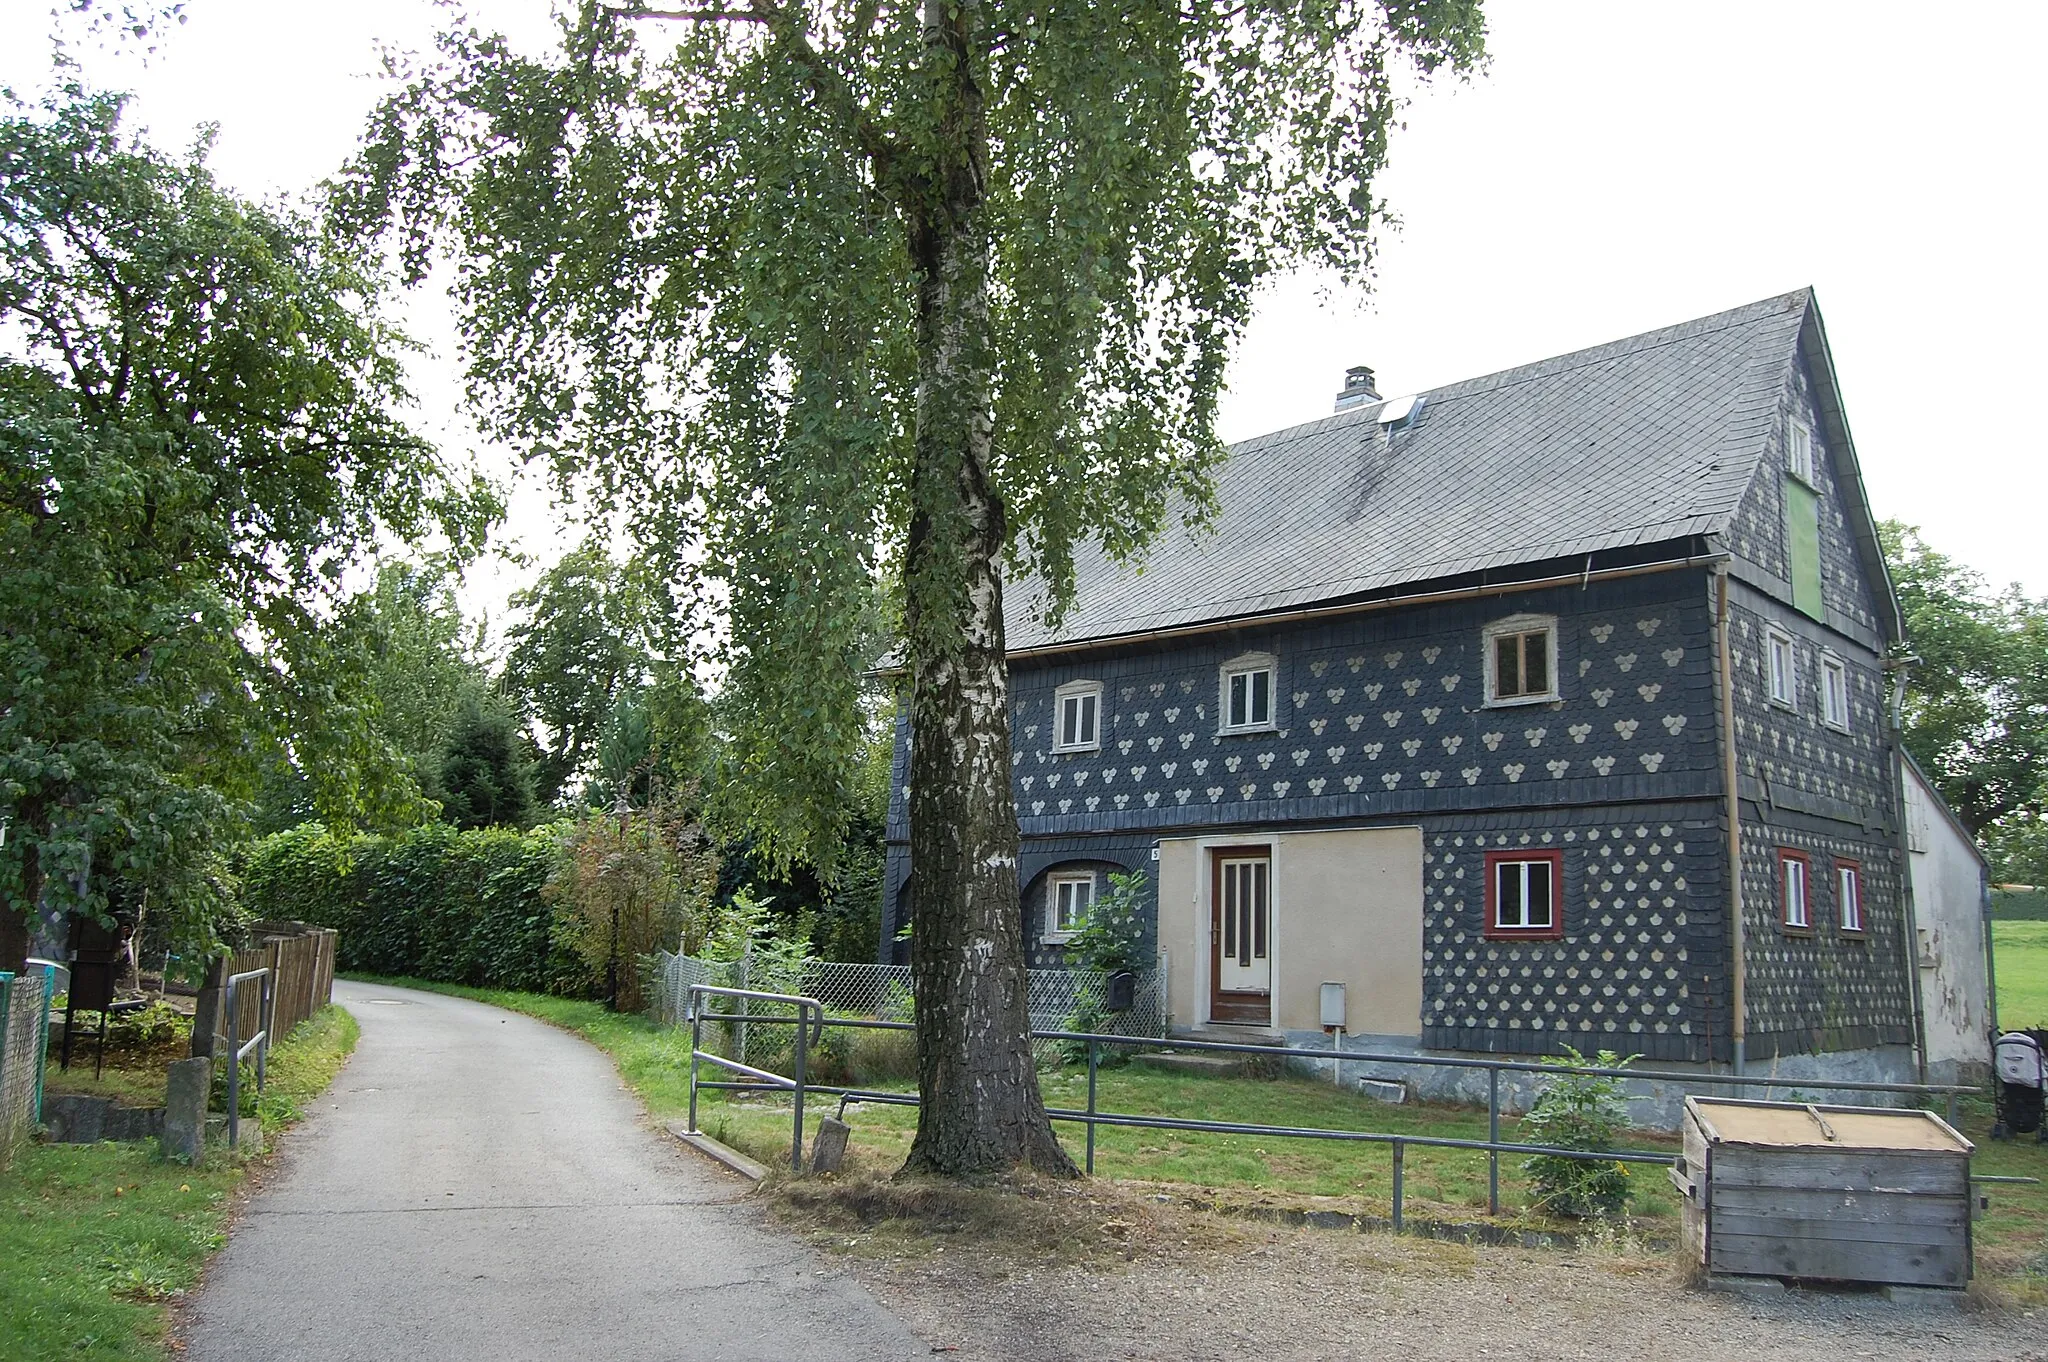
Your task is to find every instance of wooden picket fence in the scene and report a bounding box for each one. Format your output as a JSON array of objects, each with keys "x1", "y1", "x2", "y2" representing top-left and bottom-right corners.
[{"x1": 221, "y1": 923, "x2": 338, "y2": 1045}]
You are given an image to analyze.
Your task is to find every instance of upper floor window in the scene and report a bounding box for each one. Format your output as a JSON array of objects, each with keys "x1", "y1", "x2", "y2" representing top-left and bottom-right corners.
[
  {"x1": 1053, "y1": 680, "x2": 1102, "y2": 752},
  {"x1": 1779, "y1": 849, "x2": 1811, "y2": 932},
  {"x1": 1218, "y1": 653, "x2": 1276, "y2": 733},
  {"x1": 1046, "y1": 871, "x2": 1096, "y2": 941},
  {"x1": 1820, "y1": 654, "x2": 1850, "y2": 732},
  {"x1": 1766, "y1": 629, "x2": 1797, "y2": 708},
  {"x1": 1786, "y1": 417, "x2": 1817, "y2": 485},
  {"x1": 1484, "y1": 850, "x2": 1564, "y2": 938},
  {"x1": 1484, "y1": 615, "x2": 1558, "y2": 705},
  {"x1": 1836, "y1": 860, "x2": 1864, "y2": 934}
]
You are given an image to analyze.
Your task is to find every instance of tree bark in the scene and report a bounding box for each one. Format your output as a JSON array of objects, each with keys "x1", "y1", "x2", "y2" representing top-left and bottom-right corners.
[{"x1": 898, "y1": 0, "x2": 1075, "y2": 1179}]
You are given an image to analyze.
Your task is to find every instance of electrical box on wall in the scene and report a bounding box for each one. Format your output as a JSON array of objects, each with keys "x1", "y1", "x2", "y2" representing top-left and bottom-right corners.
[{"x1": 1319, "y1": 981, "x2": 1346, "y2": 1030}]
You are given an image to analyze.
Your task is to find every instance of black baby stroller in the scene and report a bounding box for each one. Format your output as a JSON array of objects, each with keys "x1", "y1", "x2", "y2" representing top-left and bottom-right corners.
[{"x1": 1990, "y1": 1030, "x2": 2046, "y2": 1142}]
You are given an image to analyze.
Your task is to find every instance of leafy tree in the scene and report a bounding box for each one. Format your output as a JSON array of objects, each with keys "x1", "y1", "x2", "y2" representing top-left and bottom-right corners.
[
  {"x1": 253, "y1": 561, "x2": 491, "y2": 834},
  {"x1": 548, "y1": 800, "x2": 717, "y2": 1010},
  {"x1": 435, "y1": 689, "x2": 540, "y2": 830},
  {"x1": 1882, "y1": 522, "x2": 2048, "y2": 876},
  {"x1": 503, "y1": 541, "x2": 666, "y2": 806},
  {"x1": 341, "y1": 0, "x2": 1485, "y2": 1174},
  {"x1": 0, "y1": 85, "x2": 493, "y2": 972}
]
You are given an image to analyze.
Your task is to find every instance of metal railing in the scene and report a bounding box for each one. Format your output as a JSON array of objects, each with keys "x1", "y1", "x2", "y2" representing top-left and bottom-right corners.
[
  {"x1": 224, "y1": 967, "x2": 275, "y2": 1150},
  {"x1": 685, "y1": 984, "x2": 825, "y2": 1173},
  {"x1": 680, "y1": 987, "x2": 1988, "y2": 1223},
  {"x1": 675, "y1": 983, "x2": 1982, "y2": 1212}
]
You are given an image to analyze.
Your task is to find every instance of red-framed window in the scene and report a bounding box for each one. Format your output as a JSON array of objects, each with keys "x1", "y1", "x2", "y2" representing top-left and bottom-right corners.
[
  {"x1": 1835, "y1": 859, "x2": 1865, "y2": 935},
  {"x1": 1777, "y1": 849, "x2": 1812, "y2": 932},
  {"x1": 1484, "y1": 850, "x2": 1565, "y2": 939}
]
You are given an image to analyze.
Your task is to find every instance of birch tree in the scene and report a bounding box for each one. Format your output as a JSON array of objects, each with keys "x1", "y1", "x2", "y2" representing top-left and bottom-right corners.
[{"x1": 343, "y1": 0, "x2": 1485, "y2": 1176}]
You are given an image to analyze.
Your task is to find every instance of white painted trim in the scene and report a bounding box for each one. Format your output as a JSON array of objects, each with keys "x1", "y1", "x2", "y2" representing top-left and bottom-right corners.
[
  {"x1": 1481, "y1": 612, "x2": 1560, "y2": 706},
  {"x1": 1191, "y1": 831, "x2": 1283, "y2": 1031},
  {"x1": 1051, "y1": 679, "x2": 1104, "y2": 753},
  {"x1": 1217, "y1": 651, "x2": 1279, "y2": 735},
  {"x1": 1818, "y1": 652, "x2": 1850, "y2": 732},
  {"x1": 1765, "y1": 627, "x2": 1798, "y2": 710},
  {"x1": 1043, "y1": 869, "x2": 1097, "y2": 943}
]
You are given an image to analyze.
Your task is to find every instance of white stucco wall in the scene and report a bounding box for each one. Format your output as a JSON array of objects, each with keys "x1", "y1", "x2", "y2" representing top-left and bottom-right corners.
[
  {"x1": 1155, "y1": 827, "x2": 1423, "y2": 1038},
  {"x1": 1904, "y1": 761, "x2": 1993, "y2": 1082}
]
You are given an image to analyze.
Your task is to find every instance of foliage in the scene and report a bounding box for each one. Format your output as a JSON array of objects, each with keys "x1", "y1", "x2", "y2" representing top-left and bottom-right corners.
[
  {"x1": 1882, "y1": 522, "x2": 2048, "y2": 874},
  {"x1": 546, "y1": 802, "x2": 718, "y2": 1010},
  {"x1": 1518, "y1": 1047, "x2": 1635, "y2": 1220},
  {"x1": 251, "y1": 562, "x2": 492, "y2": 835},
  {"x1": 1066, "y1": 871, "x2": 1150, "y2": 974},
  {"x1": 338, "y1": 0, "x2": 1486, "y2": 872},
  {"x1": 503, "y1": 542, "x2": 673, "y2": 807},
  {"x1": 242, "y1": 822, "x2": 576, "y2": 995},
  {"x1": 435, "y1": 688, "x2": 540, "y2": 830},
  {"x1": 0, "y1": 82, "x2": 495, "y2": 968}
]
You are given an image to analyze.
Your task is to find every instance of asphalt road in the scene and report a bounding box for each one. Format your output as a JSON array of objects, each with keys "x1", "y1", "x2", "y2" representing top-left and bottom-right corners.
[{"x1": 184, "y1": 980, "x2": 931, "y2": 1361}]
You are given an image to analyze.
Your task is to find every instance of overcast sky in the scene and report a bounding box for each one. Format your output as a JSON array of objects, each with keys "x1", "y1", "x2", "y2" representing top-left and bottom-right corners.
[{"x1": 5, "y1": 0, "x2": 2042, "y2": 631}]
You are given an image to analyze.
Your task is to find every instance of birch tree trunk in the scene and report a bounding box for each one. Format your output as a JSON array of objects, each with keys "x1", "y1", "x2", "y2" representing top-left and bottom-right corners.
[{"x1": 899, "y1": 0, "x2": 1075, "y2": 1178}]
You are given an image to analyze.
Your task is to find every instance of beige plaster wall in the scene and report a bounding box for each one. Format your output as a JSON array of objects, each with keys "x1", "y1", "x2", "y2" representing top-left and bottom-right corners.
[{"x1": 1156, "y1": 826, "x2": 1423, "y2": 1037}]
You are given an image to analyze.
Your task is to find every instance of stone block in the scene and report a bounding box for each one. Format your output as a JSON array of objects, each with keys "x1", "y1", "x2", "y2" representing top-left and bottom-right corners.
[
  {"x1": 205, "y1": 1112, "x2": 264, "y2": 1152},
  {"x1": 1881, "y1": 1284, "x2": 1963, "y2": 1308},
  {"x1": 1706, "y1": 1274, "x2": 1786, "y2": 1299},
  {"x1": 810, "y1": 1116, "x2": 851, "y2": 1174},
  {"x1": 163, "y1": 1058, "x2": 210, "y2": 1163},
  {"x1": 42, "y1": 1094, "x2": 107, "y2": 1144}
]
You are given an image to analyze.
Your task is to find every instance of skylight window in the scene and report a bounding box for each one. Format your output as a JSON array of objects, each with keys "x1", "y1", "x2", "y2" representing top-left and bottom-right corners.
[{"x1": 1377, "y1": 394, "x2": 1424, "y2": 429}]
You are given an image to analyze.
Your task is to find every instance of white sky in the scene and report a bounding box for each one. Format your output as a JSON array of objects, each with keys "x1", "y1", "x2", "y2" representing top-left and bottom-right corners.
[{"x1": 5, "y1": 0, "x2": 2042, "y2": 631}]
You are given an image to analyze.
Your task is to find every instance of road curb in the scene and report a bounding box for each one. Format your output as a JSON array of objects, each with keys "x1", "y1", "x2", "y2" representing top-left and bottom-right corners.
[{"x1": 666, "y1": 1122, "x2": 769, "y2": 1182}]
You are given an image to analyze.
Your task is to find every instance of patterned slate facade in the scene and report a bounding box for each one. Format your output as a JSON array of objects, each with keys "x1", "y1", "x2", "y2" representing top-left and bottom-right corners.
[{"x1": 880, "y1": 289, "x2": 1923, "y2": 1072}]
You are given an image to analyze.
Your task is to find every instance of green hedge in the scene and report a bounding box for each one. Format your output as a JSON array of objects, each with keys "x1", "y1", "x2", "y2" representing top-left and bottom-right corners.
[
  {"x1": 243, "y1": 824, "x2": 587, "y2": 995},
  {"x1": 1992, "y1": 887, "x2": 2048, "y2": 921}
]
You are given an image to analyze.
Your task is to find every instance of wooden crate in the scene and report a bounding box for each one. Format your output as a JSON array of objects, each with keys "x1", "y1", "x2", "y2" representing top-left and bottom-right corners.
[{"x1": 1671, "y1": 1096, "x2": 1973, "y2": 1288}]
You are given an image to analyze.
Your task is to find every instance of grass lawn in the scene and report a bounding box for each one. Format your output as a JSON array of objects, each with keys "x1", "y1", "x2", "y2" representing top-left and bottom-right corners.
[
  {"x1": 0, "y1": 1006, "x2": 359, "y2": 1362},
  {"x1": 1994, "y1": 920, "x2": 2048, "y2": 1029}
]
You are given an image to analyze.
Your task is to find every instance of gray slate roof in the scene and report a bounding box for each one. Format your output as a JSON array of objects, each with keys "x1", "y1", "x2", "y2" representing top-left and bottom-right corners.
[{"x1": 1008, "y1": 289, "x2": 1812, "y2": 652}]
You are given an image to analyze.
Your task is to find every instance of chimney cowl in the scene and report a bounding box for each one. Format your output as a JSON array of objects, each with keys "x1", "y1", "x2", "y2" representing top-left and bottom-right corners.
[{"x1": 1334, "y1": 364, "x2": 1380, "y2": 412}]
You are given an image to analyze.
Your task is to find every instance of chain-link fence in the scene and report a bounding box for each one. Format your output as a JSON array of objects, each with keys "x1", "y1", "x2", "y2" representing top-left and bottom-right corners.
[
  {"x1": 648, "y1": 950, "x2": 1165, "y2": 1070},
  {"x1": 0, "y1": 968, "x2": 53, "y2": 1168}
]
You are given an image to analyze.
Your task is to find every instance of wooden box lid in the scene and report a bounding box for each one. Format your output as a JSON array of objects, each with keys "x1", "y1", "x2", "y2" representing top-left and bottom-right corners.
[{"x1": 1684, "y1": 1096, "x2": 1972, "y2": 1155}]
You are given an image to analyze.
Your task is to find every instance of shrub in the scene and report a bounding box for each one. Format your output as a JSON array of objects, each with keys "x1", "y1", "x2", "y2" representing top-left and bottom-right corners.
[
  {"x1": 1518, "y1": 1045, "x2": 1637, "y2": 1220},
  {"x1": 546, "y1": 804, "x2": 717, "y2": 1011},
  {"x1": 1060, "y1": 870, "x2": 1150, "y2": 1063}
]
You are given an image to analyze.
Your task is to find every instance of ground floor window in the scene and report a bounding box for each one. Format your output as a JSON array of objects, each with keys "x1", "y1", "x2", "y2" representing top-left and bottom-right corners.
[
  {"x1": 1484, "y1": 849, "x2": 1564, "y2": 938},
  {"x1": 1046, "y1": 871, "x2": 1096, "y2": 942}
]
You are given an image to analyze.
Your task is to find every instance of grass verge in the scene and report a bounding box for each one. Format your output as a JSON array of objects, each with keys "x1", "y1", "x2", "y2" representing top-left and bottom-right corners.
[{"x1": 0, "y1": 1006, "x2": 359, "y2": 1362}]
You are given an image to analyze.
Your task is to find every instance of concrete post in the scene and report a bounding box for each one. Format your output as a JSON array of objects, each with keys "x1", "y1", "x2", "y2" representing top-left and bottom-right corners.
[
  {"x1": 810, "y1": 1117, "x2": 851, "y2": 1174},
  {"x1": 189, "y1": 955, "x2": 227, "y2": 1059},
  {"x1": 163, "y1": 1056, "x2": 210, "y2": 1163}
]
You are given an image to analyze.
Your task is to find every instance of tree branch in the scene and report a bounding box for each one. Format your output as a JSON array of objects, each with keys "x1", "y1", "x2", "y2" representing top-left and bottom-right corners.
[{"x1": 605, "y1": 0, "x2": 906, "y2": 196}]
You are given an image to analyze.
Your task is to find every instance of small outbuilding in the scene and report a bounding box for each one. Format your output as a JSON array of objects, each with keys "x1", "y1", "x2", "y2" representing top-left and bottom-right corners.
[{"x1": 1673, "y1": 1095, "x2": 1974, "y2": 1289}]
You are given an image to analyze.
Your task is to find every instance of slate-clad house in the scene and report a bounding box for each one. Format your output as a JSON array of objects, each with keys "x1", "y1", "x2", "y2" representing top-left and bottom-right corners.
[{"x1": 881, "y1": 289, "x2": 1969, "y2": 1087}]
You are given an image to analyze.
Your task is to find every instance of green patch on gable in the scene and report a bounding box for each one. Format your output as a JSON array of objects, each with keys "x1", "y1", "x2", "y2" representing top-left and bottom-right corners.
[{"x1": 1786, "y1": 477, "x2": 1824, "y2": 620}]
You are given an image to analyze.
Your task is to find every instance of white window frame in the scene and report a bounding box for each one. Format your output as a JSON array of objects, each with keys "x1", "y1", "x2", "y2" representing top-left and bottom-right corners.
[
  {"x1": 1780, "y1": 851, "x2": 1811, "y2": 931},
  {"x1": 1483, "y1": 614, "x2": 1560, "y2": 707},
  {"x1": 1837, "y1": 862, "x2": 1864, "y2": 934},
  {"x1": 1786, "y1": 417, "x2": 1817, "y2": 486},
  {"x1": 1766, "y1": 629, "x2": 1797, "y2": 709},
  {"x1": 1217, "y1": 652, "x2": 1278, "y2": 735},
  {"x1": 1052, "y1": 680, "x2": 1103, "y2": 753},
  {"x1": 1820, "y1": 653, "x2": 1850, "y2": 732},
  {"x1": 1045, "y1": 871, "x2": 1097, "y2": 942}
]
